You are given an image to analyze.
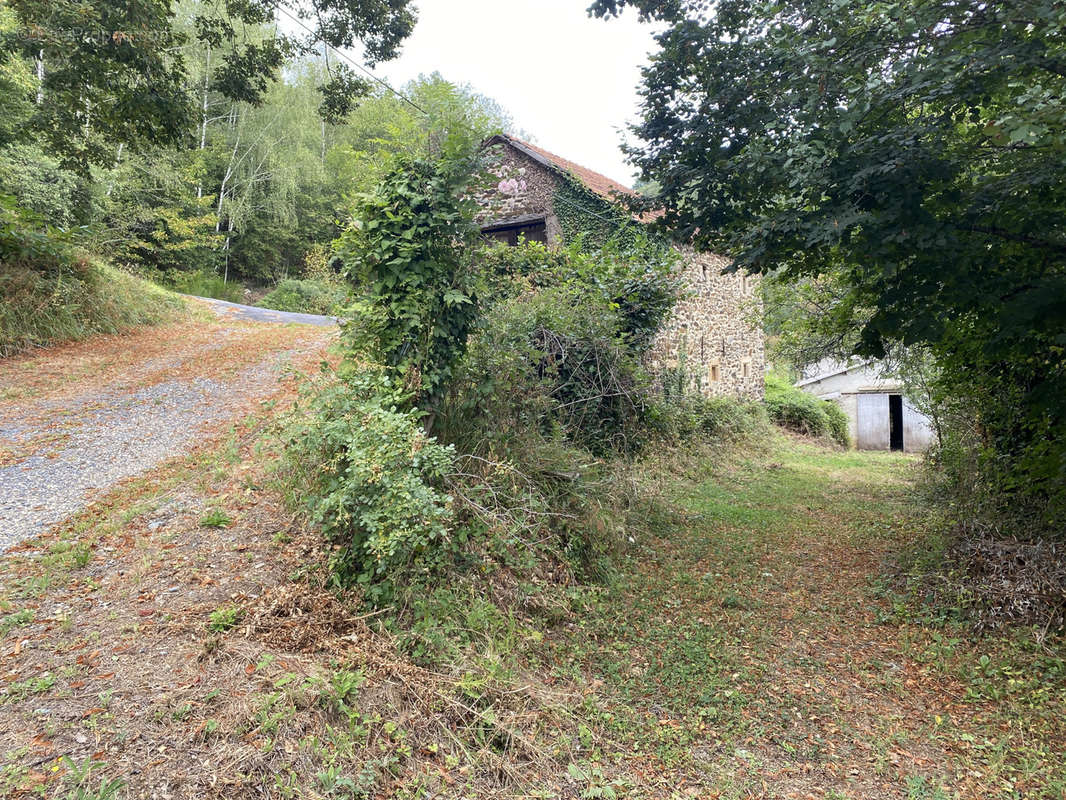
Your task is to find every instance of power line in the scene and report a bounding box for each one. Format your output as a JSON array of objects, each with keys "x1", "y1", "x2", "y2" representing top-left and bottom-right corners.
[{"x1": 274, "y1": 5, "x2": 426, "y2": 115}]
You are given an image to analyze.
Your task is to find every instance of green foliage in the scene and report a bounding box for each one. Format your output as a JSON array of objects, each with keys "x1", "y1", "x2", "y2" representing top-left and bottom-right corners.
[
  {"x1": 0, "y1": 608, "x2": 33, "y2": 636},
  {"x1": 334, "y1": 155, "x2": 480, "y2": 415},
  {"x1": 0, "y1": 250, "x2": 184, "y2": 357},
  {"x1": 102, "y1": 152, "x2": 223, "y2": 276},
  {"x1": 257, "y1": 278, "x2": 349, "y2": 316},
  {"x1": 552, "y1": 174, "x2": 637, "y2": 252},
  {"x1": 648, "y1": 395, "x2": 770, "y2": 444},
  {"x1": 282, "y1": 367, "x2": 456, "y2": 603},
  {"x1": 154, "y1": 269, "x2": 244, "y2": 303},
  {"x1": 476, "y1": 237, "x2": 681, "y2": 354},
  {"x1": 207, "y1": 605, "x2": 242, "y2": 632},
  {"x1": 2, "y1": 0, "x2": 416, "y2": 169},
  {"x1": 596, "y1": 0, "x2": 1066, "y2": 529},
  {"x1": 0, "y1": 6, "x2": 33, "y2": 147},
  {"x1": 447, "y1": 282, "x2": 649, "y2": 455},
  {"x1": 765, "y1": 375, "x2": 849, "y2": 447},
  {"x1": 0, "y1": 192, "x2": 74, "y2": 274},
  {"x1": 0, "y1": 144, "x2": 87, "y2": 227},
  {"x1": 199, "y1": 509, "x2": 232, "y2": 529}
]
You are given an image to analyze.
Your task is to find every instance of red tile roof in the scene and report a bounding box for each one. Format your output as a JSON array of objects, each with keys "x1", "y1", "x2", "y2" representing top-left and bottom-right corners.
[{"x1": 485, "y1": 134, "x2": 663, "y2": 222}]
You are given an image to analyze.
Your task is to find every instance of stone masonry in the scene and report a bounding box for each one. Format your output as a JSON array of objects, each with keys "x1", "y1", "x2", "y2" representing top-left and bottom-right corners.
[
  {"x1": 473, "y1": 140, "x2": 565, "y2": 242},
  {"x1": 476, "y1": 135, "x2": 765, "y2": 400}
]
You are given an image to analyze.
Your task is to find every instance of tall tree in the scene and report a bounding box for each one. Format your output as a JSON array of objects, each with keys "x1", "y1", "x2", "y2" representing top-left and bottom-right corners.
[
  {"x1": 594, "y1": 0, "x2": 1066, "y2": 519},
  {"x1": 2, "y1": 0, "x2": 416, "y2": 170}
]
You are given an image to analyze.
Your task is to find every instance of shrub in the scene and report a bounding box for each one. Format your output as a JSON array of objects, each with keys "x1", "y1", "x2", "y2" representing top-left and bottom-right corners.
[
  {"x1": 474, "y1": 236, "x2": 682, "y2": 354},
  {"x1": 0, "y1": 191, "x2": 73, "y2": 274},
  {"x1": 282, "y1": 367, "x2": 456, "y2": 603},
  {"x1": 764, "y1": 373, "x2": 849, "y2": 446},
  {"x1": 156, "y1": 268, "x2": 244, "y2": 303},
  {"x1": 257, "y1": 278, "x2": 349, "y2": 316},
  {"x1": 440, "y1": 283, "x2": 649, "y2": 454},
  {"x1": 648, "y1": 394, "x2": 770, "y2": 444},
  {"x1": 207, "y1": 604, "x2": 242, "y2": 632},
  {"x1": 333, "y1": 156, "x2": 480, "y2": 417}
]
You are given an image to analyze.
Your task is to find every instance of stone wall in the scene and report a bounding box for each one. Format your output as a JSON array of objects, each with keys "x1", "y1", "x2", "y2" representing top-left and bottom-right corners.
[
  {"x1": 472, "y1": 141, "x2": 766, "y2": 401},
  {"x1": 646, "y1": 247, "x2": 766, "y2": 400},
  {"x1": 473, "y1": 143, "x2": 564, "y2": 242}
]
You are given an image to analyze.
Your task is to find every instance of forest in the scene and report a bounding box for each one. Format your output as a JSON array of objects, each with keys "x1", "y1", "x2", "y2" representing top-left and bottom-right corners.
[{"x1": 1, "y1": 0, "x2": 509, "y2": 337}]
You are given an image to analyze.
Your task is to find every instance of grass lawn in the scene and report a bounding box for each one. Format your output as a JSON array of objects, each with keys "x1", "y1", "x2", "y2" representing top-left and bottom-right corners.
[
  {"x1": 549, "y1": 437, "x2": 1066, "y2": 799},
  {"x1": 1, "y1": 421, "x2": 1062, "y2": 799}
]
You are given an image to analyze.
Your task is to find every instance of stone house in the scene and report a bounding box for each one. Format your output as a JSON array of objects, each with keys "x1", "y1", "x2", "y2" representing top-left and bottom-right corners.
[
  {"x1": 475, "y1": 134, "x2": 765, "y2": 399},
  {"x1": 796, "y1": 358, "x2": 935, "y2": 451}
]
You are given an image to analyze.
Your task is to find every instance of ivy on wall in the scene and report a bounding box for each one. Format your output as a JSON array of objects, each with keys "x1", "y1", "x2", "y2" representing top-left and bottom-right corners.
[{"x1": 552, "y1": 174, "x2": 644, "y2": 252}]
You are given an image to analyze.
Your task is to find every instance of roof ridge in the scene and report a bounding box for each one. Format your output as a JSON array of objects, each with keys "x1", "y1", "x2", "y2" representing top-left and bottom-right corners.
[{"x1": 486, "y1": 133, "x2": 638, "y2": 202}]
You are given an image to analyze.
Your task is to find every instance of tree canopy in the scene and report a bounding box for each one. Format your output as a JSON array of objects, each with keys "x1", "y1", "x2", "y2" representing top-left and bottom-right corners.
[
  {"x1": 1, "y1": 0, "x2": 416, "y2": 168},
  {"x1": 594, "y1": 0, "x2": 1066, "y2": 521}
]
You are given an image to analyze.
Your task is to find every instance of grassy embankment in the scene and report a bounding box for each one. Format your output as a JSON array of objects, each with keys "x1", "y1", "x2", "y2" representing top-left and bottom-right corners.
[
  {"x1": 0, "y1": 260, "x2": 185, "y2": 358},
  {"x1": 0, "y1": 416, "x2": 1063, "y2": 798}
]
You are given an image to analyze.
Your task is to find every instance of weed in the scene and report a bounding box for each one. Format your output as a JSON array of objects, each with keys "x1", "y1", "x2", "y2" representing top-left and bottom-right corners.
[
  {"x1": 3, "y1": 672, "x2": 55, "y2": 702},
  {"x1": 207, "y1": 605, "x2": 242, "y2": 632},
  {"x1": 58, "y1": 756, "x2": 125, "y2": 800},
  {"x1": 199, "y1": 509, "x2": 232, "y2": 529},
  {"x1": 905, "y1": 775, "x2": 950, "y2": 800},
  {"x1": 1, "y1": 259, "x2": 183, "y2": 357},
  {"x1": 0, "y1": 608, "x2": 34, "y2": 635}
]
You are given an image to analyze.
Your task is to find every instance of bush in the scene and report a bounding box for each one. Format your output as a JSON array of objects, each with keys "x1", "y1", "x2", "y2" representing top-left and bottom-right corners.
[
  {"x1": 440, "y1": 283, "x2": 650, "y2": 455},
  {"x1": 282, "y1": 367, "x2": 456, "y2": 604},
  {"x1": 155, "y1": 268, "x2": 245, "y2": 303},
  {"x1": 475, "y1": 237, "x2": 682, "y2": 354},
  {"x1": 257, "y1": 278, "x2": 349, "y2": 316},
  {"x1": 648, "y1": 394, "x2": 771, "y2": 444},
  {"x1": 764, "y1": 373, "x2": 849, "y2": 446}
]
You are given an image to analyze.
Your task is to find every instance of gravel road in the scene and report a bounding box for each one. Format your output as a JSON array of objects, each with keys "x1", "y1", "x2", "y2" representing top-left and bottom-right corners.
[
  {"x1": 0, "y1": 302, "x2": 334, "y2": 550},
  {"x1": 190, "y1": 295, "x2": 340, "y2": 327}
]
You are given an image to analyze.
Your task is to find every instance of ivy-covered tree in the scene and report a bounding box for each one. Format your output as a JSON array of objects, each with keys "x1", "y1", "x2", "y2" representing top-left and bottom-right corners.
[
  {"x1": 333, "y1": 151, "x2": 481, "y2": 426},
  {"x1": 595, "y1": 0, "x2": 1066, "y2": 523}
]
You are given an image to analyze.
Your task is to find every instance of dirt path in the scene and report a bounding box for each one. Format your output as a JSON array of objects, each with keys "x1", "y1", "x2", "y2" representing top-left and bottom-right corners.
[
  {"x1": 0, "y1": 303, "x2": 335, "y2": 549},
  {"x1": 0, "y1": 413, "x2": 1061, "y2": 798},
  {"x1": 551, "y1": 441, "x2": 1066, "y2": 798}
]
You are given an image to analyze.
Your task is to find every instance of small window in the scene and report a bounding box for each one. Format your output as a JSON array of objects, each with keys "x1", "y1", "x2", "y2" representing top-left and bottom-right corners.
[
  {"x1": 741, "y1": 359, "x2": 752, "y2": 379},
  {"x1": 483, "y1": 220, "x2": 547, "y2": 246},
  {"x1": 708, "y1": 362, "x2": 721, "y2": 383}
]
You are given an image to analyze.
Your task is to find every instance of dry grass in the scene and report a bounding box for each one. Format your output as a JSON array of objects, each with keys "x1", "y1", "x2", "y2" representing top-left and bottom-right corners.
[{"x1": 0, "y1": 261, "x2": 184, "y2": 359}]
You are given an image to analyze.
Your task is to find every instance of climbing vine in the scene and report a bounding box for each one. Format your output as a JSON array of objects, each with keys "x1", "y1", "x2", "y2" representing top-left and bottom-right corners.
[
  {"x1": 333, "y1": 155, "x2": 480, "y2": 421},
  {"x1": 551, "y1": 174, "x2": 641, "y2": 252}
]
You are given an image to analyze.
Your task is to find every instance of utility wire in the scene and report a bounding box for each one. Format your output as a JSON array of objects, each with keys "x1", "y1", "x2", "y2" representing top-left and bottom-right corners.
[{"x1": 275, "y1": 5, "x2": 426, "y2": 115}]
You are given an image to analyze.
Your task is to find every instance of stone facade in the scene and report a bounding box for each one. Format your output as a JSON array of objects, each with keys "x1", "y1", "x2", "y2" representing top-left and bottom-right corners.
[
  {"x1": 473, "y1": 141, "x2": 565, "y2": 243},
  {"x1": 475, "y1": 136, "x2": 765, "y2": 400},
  {"x1": 646, "y1": 247, "x2": 765, "y2": 399}
]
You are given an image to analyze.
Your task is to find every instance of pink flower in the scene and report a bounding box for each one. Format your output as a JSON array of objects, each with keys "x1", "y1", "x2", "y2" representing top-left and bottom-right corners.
[{"x1": 498, "y1": 178, "x2": 521, "y2": 196}]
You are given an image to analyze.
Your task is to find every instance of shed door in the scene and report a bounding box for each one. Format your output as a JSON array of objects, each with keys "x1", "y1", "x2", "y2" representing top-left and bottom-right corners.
[{"x1": 856, "y1": 393, "x2": 890, "y2": 450}]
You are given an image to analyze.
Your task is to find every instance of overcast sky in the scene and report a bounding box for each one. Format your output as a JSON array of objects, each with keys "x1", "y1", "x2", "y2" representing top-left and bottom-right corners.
[{"x1": 372, "y1": 0, "x2": 660, "y2": 187}]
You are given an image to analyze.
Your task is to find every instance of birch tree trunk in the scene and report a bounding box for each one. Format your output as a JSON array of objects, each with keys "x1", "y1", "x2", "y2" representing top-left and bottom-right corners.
[{"x1": 197, "y1": 46, "x2": 211, "y2": 199}]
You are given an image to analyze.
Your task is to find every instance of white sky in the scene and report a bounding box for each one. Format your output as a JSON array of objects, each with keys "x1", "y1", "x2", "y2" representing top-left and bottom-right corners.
[{"x1": 372, "y1": 0, "x2": 660, "y2": 187}]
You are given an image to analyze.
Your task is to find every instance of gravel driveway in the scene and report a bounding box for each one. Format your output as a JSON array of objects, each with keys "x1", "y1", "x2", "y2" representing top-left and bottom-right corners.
[
  {"x1": 189, "y1": 295, "x2": 340, "y2": 327},
  {"x1": 0, "y1": 302, "x2": 334, "y2": 550}
]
